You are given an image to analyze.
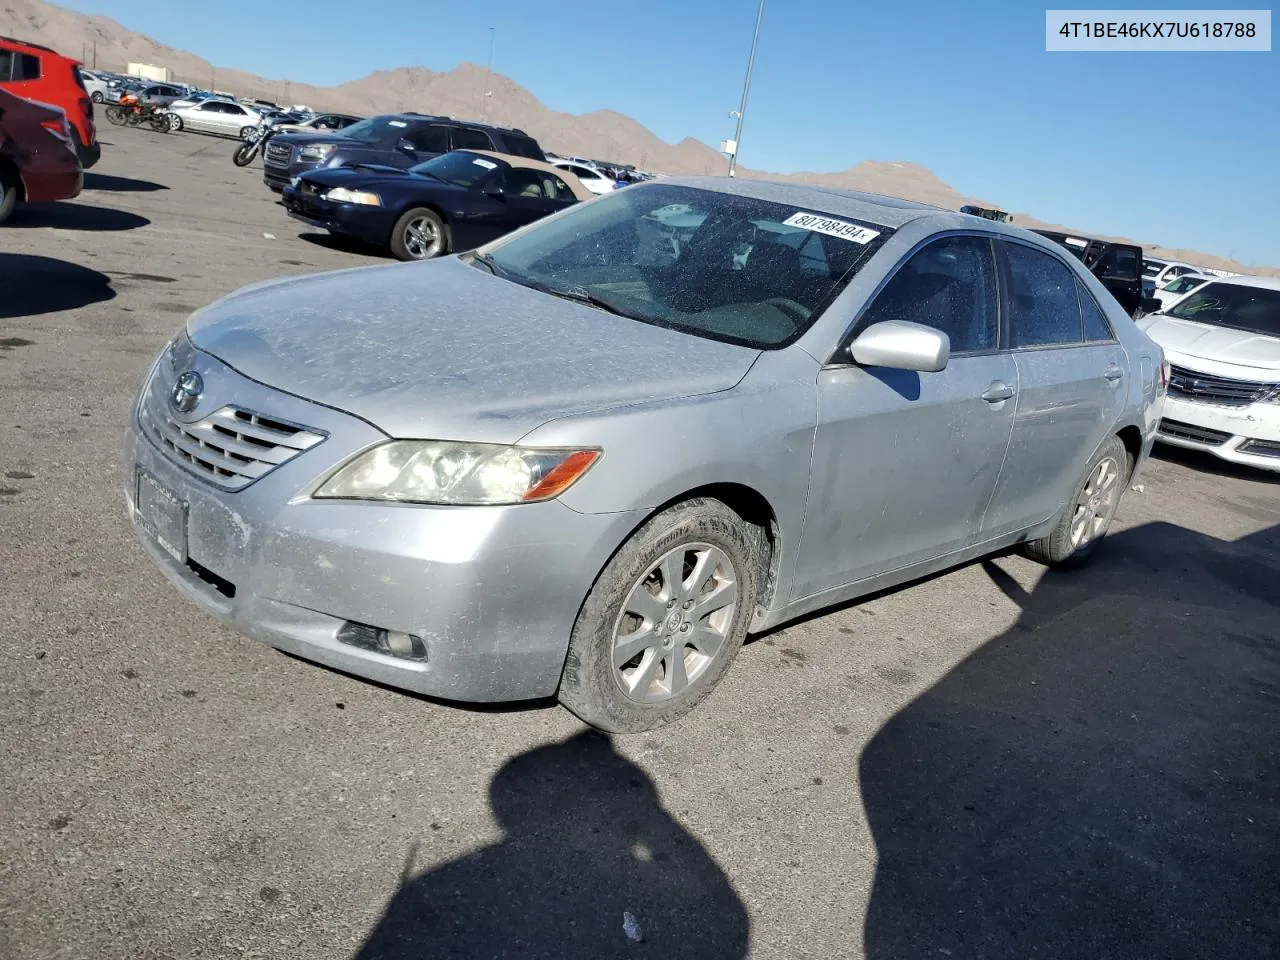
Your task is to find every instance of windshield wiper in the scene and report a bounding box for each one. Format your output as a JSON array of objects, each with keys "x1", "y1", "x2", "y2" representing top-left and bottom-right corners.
[
  {"x1": 541, "y1": 284, "x2": 634, "y2": 319},
  {"x1": 470, "y1": 251, "x2": 509, "y2": 277}
]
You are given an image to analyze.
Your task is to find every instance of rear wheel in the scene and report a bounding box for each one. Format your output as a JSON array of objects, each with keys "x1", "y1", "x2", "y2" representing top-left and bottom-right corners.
[
  {"x1": 558, "y1": 498, "x2": 760, "y2": 733},
  {"x1": 0, "y1": 166, "x2": 20, "y2": 225},
  {"x1": 167, "y1": 113, "x2": 183, "y2": 132},
  {"x1": 389, "y1": 207, "x2": 448, "y2": 261},
  {"x1": 1023, "y1": 434, "x2": 1129, "y2": 568},
  {"x1": 239, "y1": 125, "x2": 256, "y2": 141},
  {"x1": 91, "y1": 90, "x2": 104, "y2": 103}
]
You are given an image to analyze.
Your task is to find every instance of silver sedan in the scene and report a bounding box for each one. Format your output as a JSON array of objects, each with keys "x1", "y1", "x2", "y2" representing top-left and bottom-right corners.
[
  {"x1": 168, "y1": 99, "x2": 265, "y2": 139},
  {"x1": 124, "y1": 179, "x2": 1166, "y2": 731}
]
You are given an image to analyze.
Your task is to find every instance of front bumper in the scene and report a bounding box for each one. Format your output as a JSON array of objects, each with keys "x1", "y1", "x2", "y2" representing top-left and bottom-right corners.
[
  {"x1": 263, "y1": 154, "x2": 322, "y2": 191},
  {"x1": 281, "y1": 185, "x2": 392, "y2": 244},
  {"x1": 124, "y1": 341, "x2": 643, "y2": 702},
  {"x1": 1155, "y1": 394, "x2": 1280, "y2": 472}
]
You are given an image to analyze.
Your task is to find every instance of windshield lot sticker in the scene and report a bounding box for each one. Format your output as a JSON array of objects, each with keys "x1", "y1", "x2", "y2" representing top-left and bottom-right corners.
[
  {"x1": 783, "y1": 212, "x2": 880, "y2": 244},
  {"x1": 472, "y1": 158, "x2": 498, "y2": 169}
]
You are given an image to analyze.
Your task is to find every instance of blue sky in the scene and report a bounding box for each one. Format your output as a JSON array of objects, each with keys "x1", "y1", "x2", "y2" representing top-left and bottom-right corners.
[{"x1": 62, "y1": 0, "x2": 1279, "y2": 264}]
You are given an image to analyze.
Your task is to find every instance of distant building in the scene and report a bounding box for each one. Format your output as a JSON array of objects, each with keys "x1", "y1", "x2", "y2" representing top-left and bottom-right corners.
[{"x1": 127, "y1": 62, "x2": 170, "y2": 83}]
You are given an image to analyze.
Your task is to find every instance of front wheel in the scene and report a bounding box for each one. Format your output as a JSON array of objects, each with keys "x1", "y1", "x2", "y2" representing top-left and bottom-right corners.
[
  {"x1": 558, "y1": 498, "x2": 761, "y2": 733},
  {"x1": 1023, "y1": 434, "x2": 1130, "y2": 568},
  {"x1": 167, "y1": 113, "x2": 183, "y2": 132},
  {"x1": 104, "y1": 105, "x2": 127, "y2": 126},
  {"x1": 149, "y1": 112, "x2": 170, "y2": 132},
  {"x1": 0, "y1": 167, "x2": 20, "y2": 225},
  {"x1": 232, "y1": 141, "x2": 259, "y2": 166},
  {"x1": 91, "y1": 91, "x2": 104, "y2": 103},
  {"x1": 389, "y1": 207, "x2": 448, "y2": 261}
]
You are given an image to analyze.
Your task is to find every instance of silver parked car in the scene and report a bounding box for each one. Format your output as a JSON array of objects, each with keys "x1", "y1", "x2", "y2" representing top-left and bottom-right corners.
[
  {"x1": 168, "y1": 98, "x2": 265, "y2": 139},
  {"x1": 125, "y1": 180, "x2": 1166, "y2": 731}
]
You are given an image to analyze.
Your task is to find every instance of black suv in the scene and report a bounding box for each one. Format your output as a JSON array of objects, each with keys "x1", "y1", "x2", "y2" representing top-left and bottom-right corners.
[
  {"x1": 1031, "y1": 230, "x2": 1161, "y2": 318},
  {"x1": 262, "y1": 113, "x2": 546, "y2": 192}
]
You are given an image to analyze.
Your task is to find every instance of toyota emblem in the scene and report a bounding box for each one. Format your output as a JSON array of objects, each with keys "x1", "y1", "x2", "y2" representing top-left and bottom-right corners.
[{"x1": 170, "y1": 370, "x2": 204, "y2": 414}]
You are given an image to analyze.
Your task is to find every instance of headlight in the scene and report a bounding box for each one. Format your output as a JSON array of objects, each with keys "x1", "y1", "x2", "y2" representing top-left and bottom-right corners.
[
  {"x1": 325, "y1": 187, "x2": 381, "y2": 206},
  {"x1": 313, "y1": 441, "x2": 601, "y2": 505},
  {"x1": 299, "y1": 143, "x2": 336, "y2": 161}
]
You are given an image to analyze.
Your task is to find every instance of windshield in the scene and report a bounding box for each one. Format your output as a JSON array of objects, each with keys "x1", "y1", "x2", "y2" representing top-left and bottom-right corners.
[
  {"x1": 336, "y1": 116, "x2": 415, "y2": 144},
  {"x1": 483, "y1": 184, "x2": 893, "y2": 349},
  {"x1": 1164, "y1": 276, "x2": 1205, "y2": 294},
  {"x1": 1166, "y1": 283, "x2": 1280, "y2": 337},
  {"x1": 1142, "y1": 259, "x2": 1167, "y2": 278},
  {"x1": 410, "y1": 151, "x2": 503, "y2": 187}
]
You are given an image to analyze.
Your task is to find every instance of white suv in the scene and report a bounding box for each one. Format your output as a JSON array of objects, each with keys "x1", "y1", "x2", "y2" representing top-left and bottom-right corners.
[{"x1": 1139, "y1": 275, "x2": 1280, "y2": 471}]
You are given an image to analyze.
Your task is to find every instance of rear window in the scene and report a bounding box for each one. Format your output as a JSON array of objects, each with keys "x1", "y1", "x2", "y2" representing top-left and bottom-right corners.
[
  {"x1": 501, "y1": 134, "x2": 545, "y2": 161},
  {"x1": 0, "y1": 49, "x2": 41, "y2": 81},
  {"x1": 452, "y1": 127, "x2": 494, "y2": 151},
  {"x1": 1142, "y1": 260, "x2": 1166, "y2": 278}
]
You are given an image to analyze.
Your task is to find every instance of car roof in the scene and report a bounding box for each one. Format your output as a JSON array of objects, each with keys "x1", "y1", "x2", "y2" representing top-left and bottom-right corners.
[
  {"x1": 1201, "y1": 274, "x2": 1280, "y2": 292},
  {"x1": 466, "y1": 150, "x2": 595, "y2": 202}
]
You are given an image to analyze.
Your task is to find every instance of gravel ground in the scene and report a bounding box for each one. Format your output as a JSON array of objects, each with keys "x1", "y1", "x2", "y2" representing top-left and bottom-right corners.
[{"x1": 2, "y1": 128, "x2": 1277, "y2": 960}]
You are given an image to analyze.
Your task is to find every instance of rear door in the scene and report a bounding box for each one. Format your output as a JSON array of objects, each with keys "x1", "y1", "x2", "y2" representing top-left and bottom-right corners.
[
  {"x1": 981, "y1": 240, "x2": 1128, "y2": 538},
  {"x1": 398, "y1": 123, "x2": 452, "y2": 165},
  {"x1": 791, "y1": 233, "x2": 1019, "y2": 598}
]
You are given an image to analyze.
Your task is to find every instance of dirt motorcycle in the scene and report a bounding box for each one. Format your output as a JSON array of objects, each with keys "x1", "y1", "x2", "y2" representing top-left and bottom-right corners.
[{"x1": 104, "y1": 93, "x2": 170, "y2": 133}]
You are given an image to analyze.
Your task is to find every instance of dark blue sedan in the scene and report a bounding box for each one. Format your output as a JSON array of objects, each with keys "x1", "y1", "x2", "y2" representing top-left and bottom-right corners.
[{"x1": 281, "y1": 150, "x2": 593, "y2": 261}]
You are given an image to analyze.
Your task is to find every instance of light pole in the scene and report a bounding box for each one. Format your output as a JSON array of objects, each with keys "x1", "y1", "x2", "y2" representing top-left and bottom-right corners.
[
  {"x1": 727, "y1": 0, "x2": 766, "y2": 177},
  {"x1": 480, "y1": 27, "x2": 495, "y2": 122}
]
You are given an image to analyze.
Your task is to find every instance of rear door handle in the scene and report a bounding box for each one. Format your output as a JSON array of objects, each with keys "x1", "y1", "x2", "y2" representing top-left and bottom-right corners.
[
  {"x1": 1104, "y1": 365, "x2": 1125, "y2": 382},
  {"x1": 982, "y1": 381, "x2": 1015, "y2": 403}
]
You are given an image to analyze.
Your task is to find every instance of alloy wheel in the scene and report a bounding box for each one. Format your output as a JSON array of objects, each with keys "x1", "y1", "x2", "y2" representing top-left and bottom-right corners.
[
  {"x1": 403, "y1": 217, "x2": 441, "y2": 259},
  {"x1": 1069, "y1": 456, "x2": 1120, "y2": 549},
  {"x1": 611, "y1": 542, "x2": 739, "y2": 703}
]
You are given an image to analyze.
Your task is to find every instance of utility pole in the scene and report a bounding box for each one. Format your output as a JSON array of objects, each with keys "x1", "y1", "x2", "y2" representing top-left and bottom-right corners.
[
  {"x1": 479, "y1": 27, "x2": 495, "y2": 122},
  {"x1": 92, "y1": 41, "x2": 96, "y2": 68},
  {"x1": 727, "y1": 0, "x2": 766, "y2": 177}
]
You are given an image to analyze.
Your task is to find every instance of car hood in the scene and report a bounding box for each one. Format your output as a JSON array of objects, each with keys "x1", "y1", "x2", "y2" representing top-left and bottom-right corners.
[
  {"x1": 1138, "y1": 314, "x2": 1280, "y2": 373},
  {"x1": 301, "y1": 166, "x2": 444, "y2": 191},
  {"x1": 187, "y1": 256, "x2": 760, "y2": 443}
]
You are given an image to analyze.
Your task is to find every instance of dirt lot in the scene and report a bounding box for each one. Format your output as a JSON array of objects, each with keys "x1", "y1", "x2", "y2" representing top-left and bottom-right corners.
[{"x1": 2, "y1": 128, "x2": 1278, "y2": 960}]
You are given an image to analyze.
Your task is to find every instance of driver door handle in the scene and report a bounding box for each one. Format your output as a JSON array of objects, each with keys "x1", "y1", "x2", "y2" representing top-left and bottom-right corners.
[
  {"x1": 1104, "y1": 364, "x2": 1125, "y2": 382},
  {"x1": 982, "y1": 381, "x2": 1015, "y2": 403}
]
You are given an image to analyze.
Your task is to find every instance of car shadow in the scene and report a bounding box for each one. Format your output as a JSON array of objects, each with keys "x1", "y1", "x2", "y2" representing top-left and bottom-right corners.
[
  {"x1": 860, "y1": 520, "x2": 1280, "y2": 959},
  {"x1": 83, "y1": 172, "x2": 168, "y2": 192},
  {"x1": 0, "y1": 253, "x2": 116, "y2": 318},
  {"x1": 6, "y1": 202, "x2": 149, "y2": 231},
  {"x1": 1151, "y1": 442, "x2": 1280, "y2": 485},
  {"x1": 353, "y1": 730, "x2": 750, "y2": 959},
  {"x1": 296, "y1": 231, "x2": 389, "y2": 259}
]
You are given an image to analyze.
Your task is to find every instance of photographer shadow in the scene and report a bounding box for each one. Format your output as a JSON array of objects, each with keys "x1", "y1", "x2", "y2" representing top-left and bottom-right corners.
[{"x1": 356, "y1": 731, "x2": 749, "y2": 960}]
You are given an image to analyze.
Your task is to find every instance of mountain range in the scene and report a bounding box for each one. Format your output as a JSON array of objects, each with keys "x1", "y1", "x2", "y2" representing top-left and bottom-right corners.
[{"x1": 3, "y1": 0, "x2": 1274, "y2": 275}]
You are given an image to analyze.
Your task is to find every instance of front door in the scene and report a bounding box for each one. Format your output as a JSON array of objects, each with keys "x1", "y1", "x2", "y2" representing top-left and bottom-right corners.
[
  {"x1": 791, "y1": 234, "x2": 1018, "y2": 600},
  {"x1": 982, "y1": 240, "x2": 1129, "y2": 538}
]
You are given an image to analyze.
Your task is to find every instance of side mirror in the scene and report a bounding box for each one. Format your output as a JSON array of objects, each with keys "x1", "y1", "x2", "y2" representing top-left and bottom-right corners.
[
  {"x1": 1140, "y1": 297, "x2": 1164, "y2": 315},
  {"x1": 849, "y1": 320, "x2": 950, "y2": 372},
  {"x1": 482, "y1": 181, "x2": 505, "y2": 199},
  {"x1": 396, "y1": 138, "x2": 417, "y2": 154}
]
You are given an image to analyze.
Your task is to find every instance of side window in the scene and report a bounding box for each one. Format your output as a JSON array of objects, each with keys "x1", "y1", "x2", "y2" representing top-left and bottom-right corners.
[
  {"x1": 858, "y1": 235, "x2": 999, "y2": 354},
  {"x1": 1004, "y1": 243, "x2": 1084, "y2": 348},
  {"x1": 507, "y1": 169, "x2": 546, "y2": 198},
  {"x1": 15, "y1": 53, "x2": 41, "y2": 81},
  {"x1": 406, "y1": 125, "x2": 451, "y2": 153},
  {"x1": 1077, "y1": 281, "x2": 1114, "y2": 341},
  {"x1": 452, "y1": 127, "x2": 495, "y2": 151},
  {"x1": 226, "y1": 104, "x2": 247, "y2": 116},
  {"x1": 0, "y1": 49, "x2": 13, "y2": 81},
  {"x1": 540, "y1": 173, "x2": 576, "y2": 201},
  {"x1": 1097, "y1": 246, "x2": 1139, "y2": 280}
]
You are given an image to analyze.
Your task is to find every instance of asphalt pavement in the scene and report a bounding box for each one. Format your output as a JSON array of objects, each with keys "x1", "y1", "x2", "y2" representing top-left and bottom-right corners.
[{"x1": 1, "y1": 128, "x2": 1277, "y2": 959}]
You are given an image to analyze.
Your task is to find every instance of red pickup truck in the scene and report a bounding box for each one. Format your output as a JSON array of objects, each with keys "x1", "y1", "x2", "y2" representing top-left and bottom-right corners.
[{"x1": 0, "y1": 85, "x2": 83, "y2": 223}]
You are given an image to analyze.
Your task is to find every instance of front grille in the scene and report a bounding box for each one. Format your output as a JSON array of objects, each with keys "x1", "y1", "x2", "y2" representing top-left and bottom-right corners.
[
  {"x1": 1158, "y1": 418, "x2": 1231, "y2": 446},
  {"x1": 1167, "y1": 365, "x2": 1279, "y2": 407},
  {"x1": 1239, "y1": 438, "x2": 1280, "y2": 459},
  {"x1": 264, "y1": 142, "x2": 292, "y2": 167},
  {"x1": 140, "y1": 386, "x2": 325, "y2": 490}
]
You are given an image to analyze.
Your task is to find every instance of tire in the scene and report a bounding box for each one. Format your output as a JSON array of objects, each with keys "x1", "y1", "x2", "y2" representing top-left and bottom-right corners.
[
  {"x1": 558, "y1": 498, "x2": 761, "y2": 733},
  {"x1": 232, "y1": 141, "x2": 258, "y2": 166},
  {"x1": 167, "y1": 114, "x2": 183, "y2": 132},
  {"x1": 389, "y1": 207, "x2": 449, "y2": 261},
  {"x1": 149, "y1": 113, "x2": 169, "y2": 132},
  {"x1": 1023, "y1": 434, "x2": 1130, "y2": 568},
  {"x1": 239, "y1": 126, "x2": 256, "y2": 141},
  {"x1": 104, "y1": 105, "x2": 126, "y2": 126},
  {"x1": 0, "y1": 167, "x2": 20, "y2": 225},
  {"x1": 91, "y1": 90, "x2": 104, "y2": 103}
]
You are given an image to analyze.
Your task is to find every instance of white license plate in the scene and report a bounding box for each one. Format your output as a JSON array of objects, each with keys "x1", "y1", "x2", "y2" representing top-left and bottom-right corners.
[{"x1": 136, "y1": 469, "x2": 187, "y2": 563}]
